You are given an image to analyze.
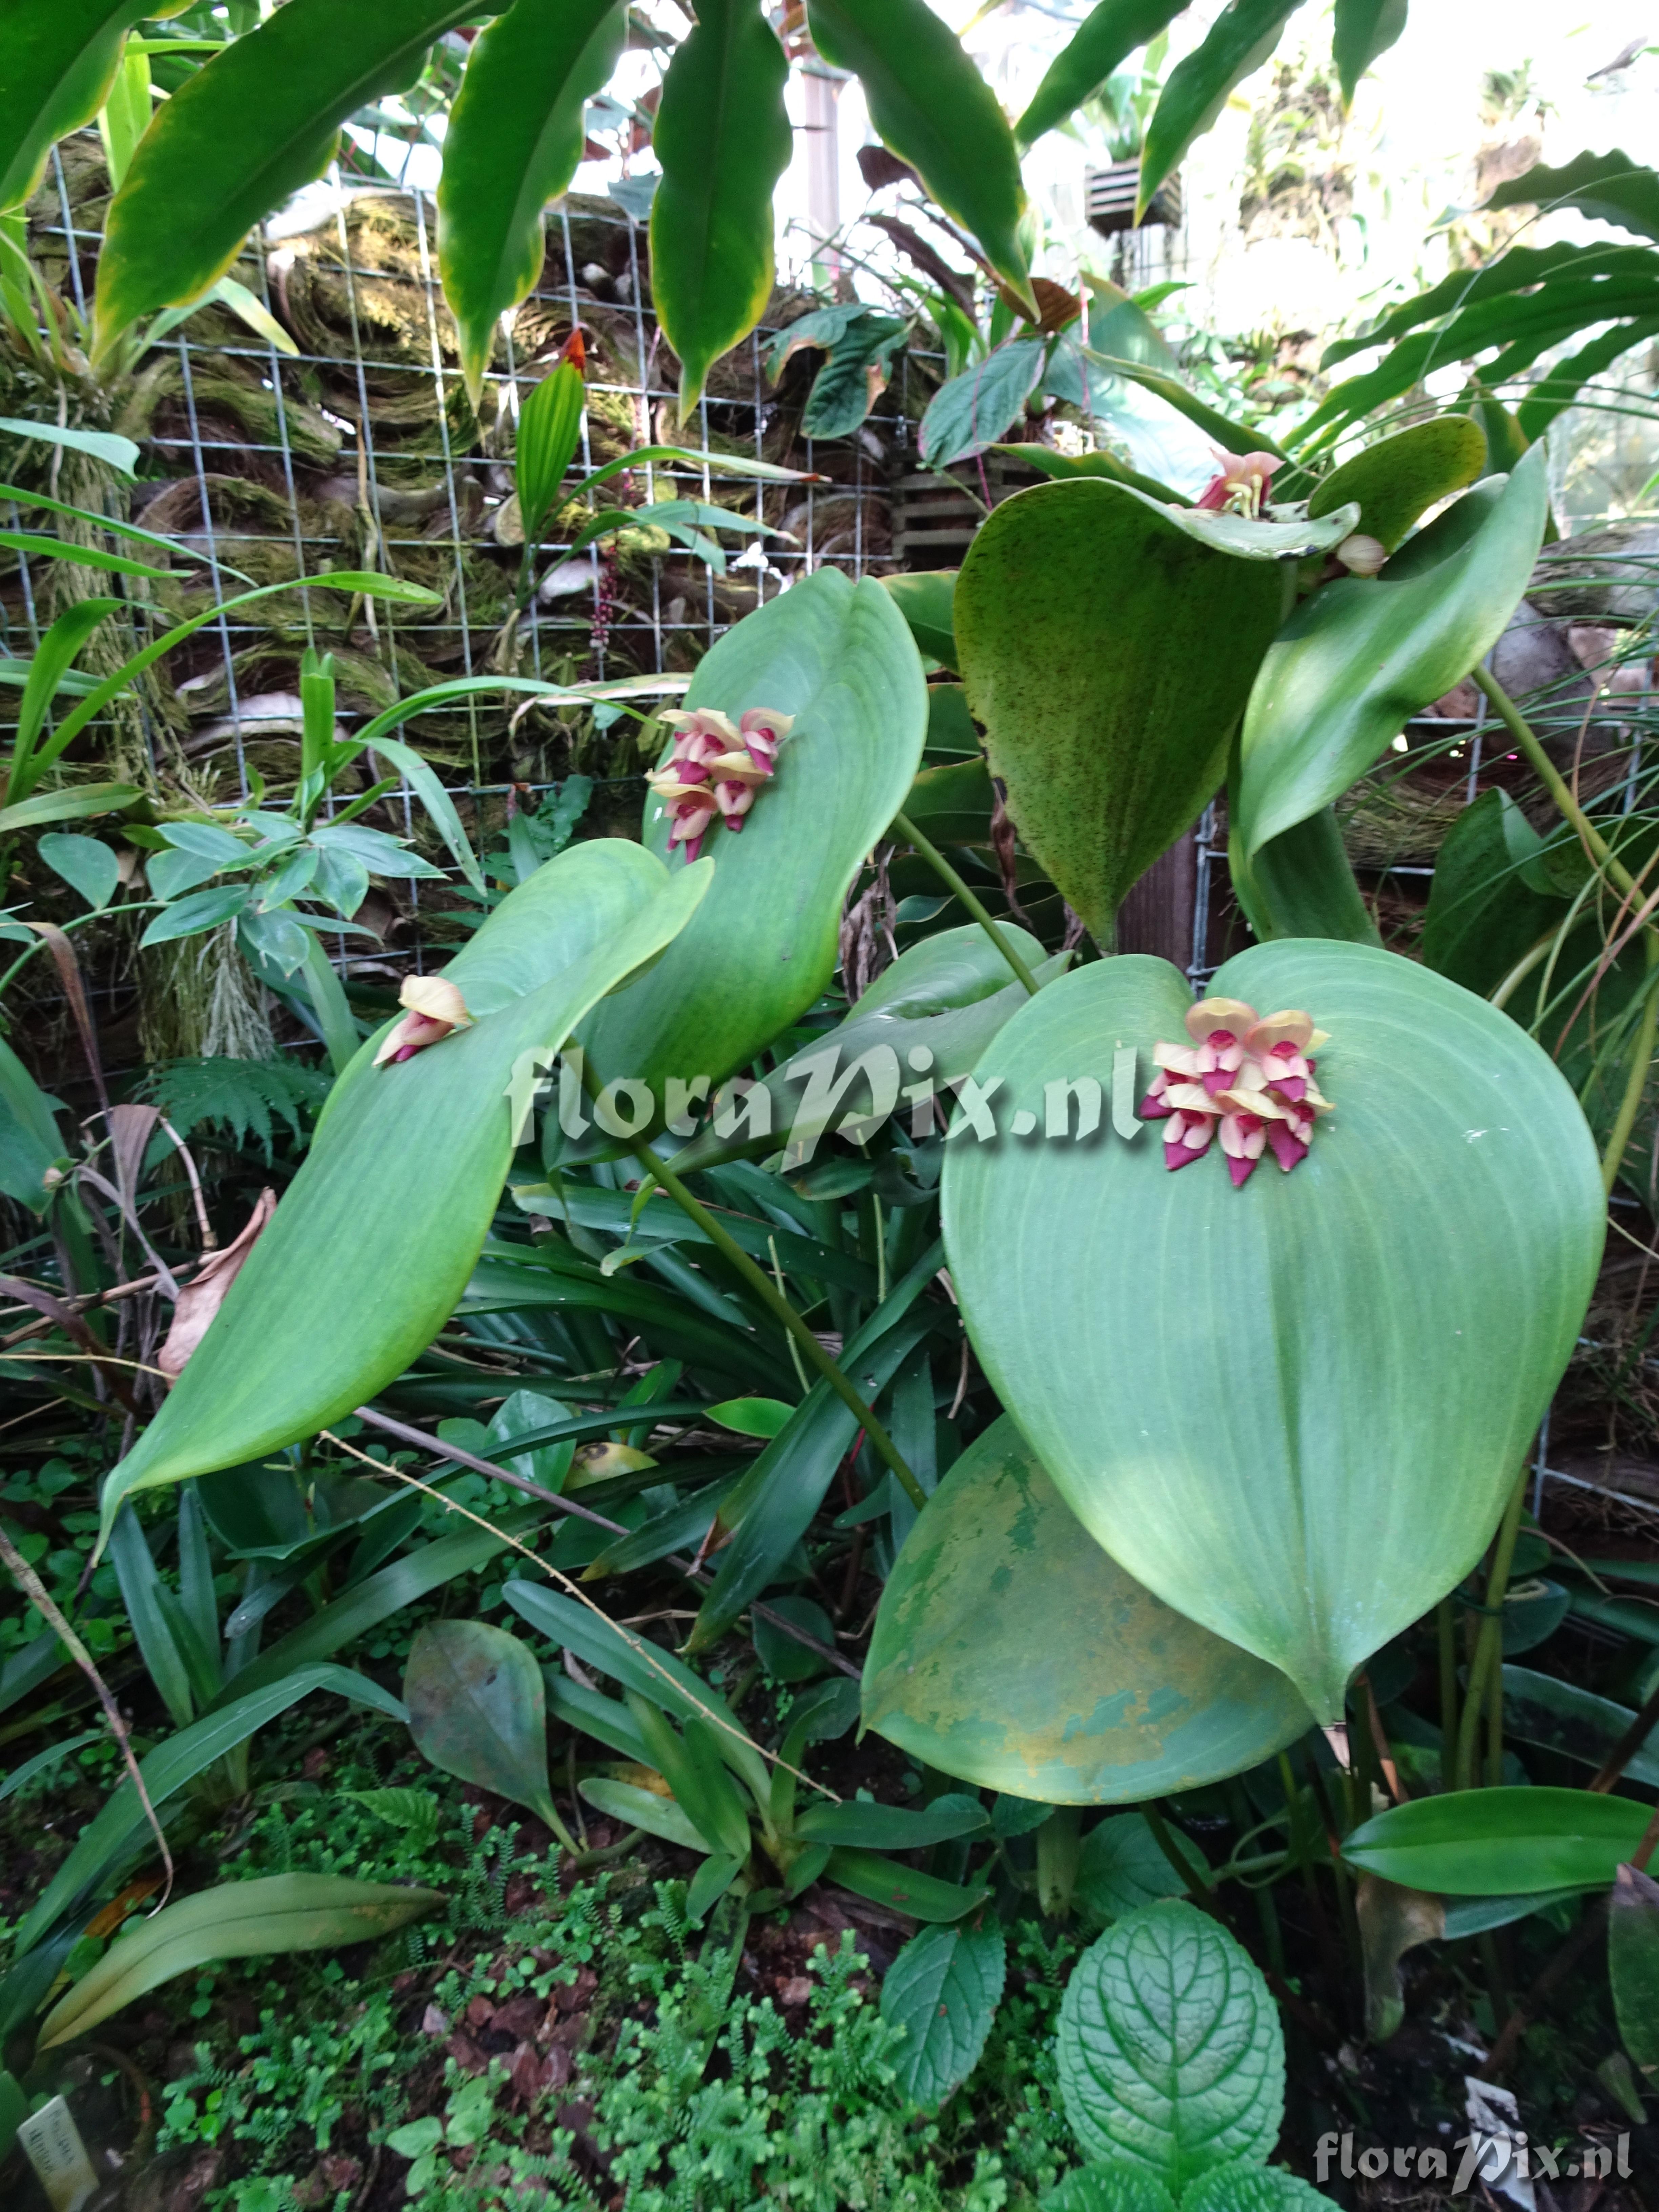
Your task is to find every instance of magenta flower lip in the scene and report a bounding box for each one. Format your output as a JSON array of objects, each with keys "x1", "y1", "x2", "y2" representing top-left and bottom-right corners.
[{"x1": 1139, "y1": 995, "x2": 1331, "y2": 1186}]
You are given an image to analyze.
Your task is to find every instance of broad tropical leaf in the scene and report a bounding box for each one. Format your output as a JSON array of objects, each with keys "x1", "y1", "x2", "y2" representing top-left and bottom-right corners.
[
  {"x1": 919, "y1": 344, "x2": 1047, "y2": 469},
  {"x1": 0, "y1": 2, "x2": 164, "y2": 212},
  {"x1": 954, "y1": 477, "x2": 1357, "y2": 943},
  {"x1": 39, "y1": 1875, "x2": 441, "y2": 2047},
  {"x1": 1016, "y1": 1, "x2": 1182, "y2": 148},
  {"x1": 1331, "y1": 0, "x2": 1408, "y2": 106},
  {"x1": 99, "y1": 844, "x2": 710, "y2": 1533},
  {"x1": 438, "y1": 0, "x2": 627, "y2": 401},
  {"x1": 94, "y1": 0, "x2": 476, "y2": 349},
  {"x1": 1228, "y1": 804, "x2": 1378, "y2": 946},
  {"x1": 1138, "y1": 0, "x2": 1299, "y2": 219},
  {"x1": 940, "y1": 944, "x2": 1604, "y2": 1719},
  {"x1": 1419, "y1": 789, "x2": 1560, "y2": 998},
  {"x1": 1343, "y1": 1787, "x2": 1652, "y2": 1894},
  {"x1": 809, "y1": 0, "x2": 1033, "y2": 309},
  {"x1": 1058, "y1": 1903, "x2": 1284, "y2": 2190},
  {"x1": 578, "y1": 566, "x2": 927, "y2": 1118},
  {"x1": 1235, "y1": 451, "x2": 1549, "y2": 862},
  {"x1": 650, "y1": 0, "x2": 792, "y2": 418},
  {"x1": 1486, "y1": 149, "x2": 1659, "y2": 242},
  {"x1": 1076, "y1": 1814, "x2": 1210, "y2": 1921},
  {"x1": 863, "y1": 1418, "x2": 1312, "y2": 1800}
]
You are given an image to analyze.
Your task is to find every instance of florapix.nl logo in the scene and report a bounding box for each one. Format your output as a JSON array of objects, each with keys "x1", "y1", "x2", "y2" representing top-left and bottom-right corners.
[{"x1": 1314, "y1": 2128, "x2": 1634, "y2": 2191}]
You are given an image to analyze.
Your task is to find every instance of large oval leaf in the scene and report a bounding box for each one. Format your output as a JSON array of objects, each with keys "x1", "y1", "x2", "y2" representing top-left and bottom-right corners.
[
  {"x1": 437, "y1": 0, "x2": 627, "y2": 402},
  {"x1": 863, "y1": 1416, "x2": 1312, "y2": 1802},
  {"x1": 100, "y1": 843, "x2": 710, "y2": 1530},
  {"x1": 955, "y1": 478, "x2": 1357, "y2": 944},
  {"x1": 94, "y1": 0, "x2": 475, "y2": 348},
  {"x1": 579, "y1": 566, "x2": 926, "y2": 1112},
  {"x1": 809, "y1": 0, "x2": 1032, "y2": 309},
  {"x1": 1236, "y1": 449, "x2": 1550, "y2": 860},
  {"x1": 1058, "y1": 1902, "x2": 1285, "y2": 2190},
  {"x1": 940, "y1": 942, "x2": 1604, "y2": 1719},
  {"x1": 650, "y1": 0, "x2": 792, "y2": 418},
  {"x1": 1343, "y1": 1787, "x2": 1652, "y2": 1896},
  {"x1": 39, "y1": 1875, "x2": 441, "y2": 2049},
  {"x1": 404, "y1": 1620, "x2": 558, "y2": 1832}
]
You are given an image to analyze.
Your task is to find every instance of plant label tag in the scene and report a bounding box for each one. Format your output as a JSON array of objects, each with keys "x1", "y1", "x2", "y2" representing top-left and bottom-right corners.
[{"x1": 17, "y1": 2095, "x2": 99, "y2": 2212}]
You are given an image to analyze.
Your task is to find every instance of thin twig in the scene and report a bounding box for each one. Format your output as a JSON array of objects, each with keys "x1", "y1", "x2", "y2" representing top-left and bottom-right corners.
[
  {"x1": 0, "y1": 1521, "x2": 173, "y2": 1909},
  {"x1": 892, "y1": 809, "x2": 1041, "y2": 995}
]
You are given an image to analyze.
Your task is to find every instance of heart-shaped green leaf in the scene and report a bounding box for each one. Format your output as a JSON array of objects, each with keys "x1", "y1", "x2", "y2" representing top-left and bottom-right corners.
[
  {"x1": 579, "y1": 566, "x2": 927, "y2": 1115},
  {"x1": 862, "y1": 1416, "x2": 1312, "y2": 1800},
  {"x1": 1058, "y1": 1902, "x2": 1284, "y2": 2189},
  {"x1": 1343, "y1": 1787, "x2": 1652, "y2": 1894},
  {"x1": 941, "y1": 942, "x2": 1604, "y2": 1718},
  {"x1": 436, "y1": 0, "x2": 627, "y2": 402},
  {"x1": 1306, "y1": 415, "x2": 1487, "y2": 551},
  {"x1": 100, "y1": 842, "x2": 710, "y2": 1532},
  {"x1": 955, "y1": 478, "x2": 1357, "y2": 943},
  {"x1": 404, "y1": 1620, "x2": 560, "y2": 1833},
  {"x1": 1235, "y1": 450, "x2": 1549, "y2": 860}
]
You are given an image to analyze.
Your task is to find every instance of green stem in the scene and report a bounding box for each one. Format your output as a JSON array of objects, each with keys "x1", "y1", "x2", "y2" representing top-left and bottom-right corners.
[
  {"x1": 1437, "y1": 1595, "x2": 1460, "y2": 1776},
  {"x1": 631, "y1": 1146, "x2": 928, "y2": 1514},
  {"x1": 892, "y1": 809, "x2": 1041, "y2": 996},
  {"x1": 1453, "y1": 1467, "x2": 1529, "y2": 1792}
]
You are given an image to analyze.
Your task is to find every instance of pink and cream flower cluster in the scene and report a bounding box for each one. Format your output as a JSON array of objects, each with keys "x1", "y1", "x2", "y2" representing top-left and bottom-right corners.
[
  {"x1": 1140, "y1": 997, "x2": 1332, "y2": 1187},
  {"x1": 647, "y1": 707, "x2": 794, "y2": 863}
]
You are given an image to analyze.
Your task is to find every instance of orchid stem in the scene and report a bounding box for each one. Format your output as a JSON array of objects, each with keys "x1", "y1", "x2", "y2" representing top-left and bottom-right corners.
[
  {"x1": 1453, "y1": 1466, "x2": 1528, "y2": 1793},
  {"x1": 893, "y1": 810, "x2": 1041, "y2": 996}
]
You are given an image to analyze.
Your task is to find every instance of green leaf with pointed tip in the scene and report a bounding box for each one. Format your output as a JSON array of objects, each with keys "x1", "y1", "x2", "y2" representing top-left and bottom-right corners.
[
  {"x1": 1138, "y1": 0, "x2": 1299, "y2": 219},
  {"x1": 1486, "y1": 149, "x2": 1659, "y2": 241},
  {"x1": 0, "y1": 783, "x2": 142, "y2": 834},
  {"x1": 94, "y1": 0, "x2": 475, "y2": 350},
  {"x1": 823, "y1": 1847, "x2": 988, "y2": 1924},
  {"x1": 0, "y1": 3, "x2": 157, "y2": 212},
  {"x1": 650, "y1": 0, "x2": 791, "y2": 419},
  {"x1": 1236, "y1": 451, "x2": 1549, "y2": 862},
  {"x1": 881, "y1": 1918, "x2": 1006, "y2": 2111},
  {"x1": 1331, "y1": 0, "x2": 1408, "y2": 106},
  {"x1": 99, "y1": 844, "x2": 711, "y2": 1533},
  {"x1": 797, "y1": 1792, "x2": 988, "y2": 1851},
  {"x1": 1077, "y1": 1814, "x2": 1210, "y2": 1921},
  {"x1": 919, "y1": 344, "x2": 1047, "y2": 470},
  {"x1": 956, "y1": 479, "x2": 1355, "y2": 943},
  {"x1": 580, "y1": 566, "x2": 926, "y2": 1113},
  {"x1": 625, "y1": 1695, "x2": 754, "y2": 1860},
  {"x1": 1307, "y1": 417, "x2": 1487, "y2": 553},
  {"x1": 38, "y1": 834, "x2": 120, "y2": 914},
  {"x1": 881, "y1": 572, "x2": 959, "y2": 672},
  {"x1": 810, "y1": 0, "x2": 1032, "y2": 310},
  {"x1": 438, "y1": 0, "x2": 627, "y2": 403},
  {"x1": 997, "y1": 443, "x2": 1185, "y2": 505},
  {"x1": 864, "y1": 1417, "x2": 1311, "y2": 1800},
  {"x1": 579, "y1": 1777, "x2": 709, "y2": 1851},
  {"x1": 941, "y1": 943, "x2": 1604, "y2": 1721},
  {"x1": 1016, "y1": 0, "x2": 1181, "y2": 147},
  {"x1": 405, "y1": 1620, "x2": 559, "y2": 1833},
  {"x1": 1611, "y1": 1863, "x2": 1659, "y2": 2075},
  {"x1": 1058, "y1": 1903, "x2": 1284, "y2": 2189},
  {"x1": 1343, "y1": 1787, "x2": 1652, "y2": 1895},
  {"x1": 39, "y1": 1875, "x2": 442, "y2": 2049},
  {"x1": 514, "y1": 362, "x2": 588, "y2": 548},
  {"x1": 1502, "y1": 1665, "x2": 1659, "y2": 1790}
]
